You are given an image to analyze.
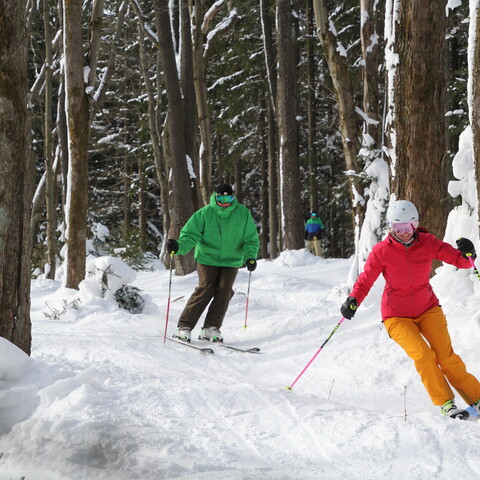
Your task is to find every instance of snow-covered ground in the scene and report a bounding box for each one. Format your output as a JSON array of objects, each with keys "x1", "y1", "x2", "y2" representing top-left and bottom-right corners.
[{"x1": 1, "y1": 249, "x2": 480, "y2": 479}]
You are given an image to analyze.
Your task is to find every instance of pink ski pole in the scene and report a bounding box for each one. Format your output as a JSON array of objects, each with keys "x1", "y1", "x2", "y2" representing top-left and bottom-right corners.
[{"x1": 287, "y1": 317, "x2": 346, "y2": 390}]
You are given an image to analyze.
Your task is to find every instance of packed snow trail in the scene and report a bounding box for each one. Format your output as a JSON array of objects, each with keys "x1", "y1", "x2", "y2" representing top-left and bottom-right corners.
[{"x1": 1, "y1": 251, "x2": 480, "y2": 479}]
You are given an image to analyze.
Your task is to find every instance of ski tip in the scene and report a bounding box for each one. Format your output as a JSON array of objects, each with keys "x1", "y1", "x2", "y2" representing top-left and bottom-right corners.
[{"x1": 286, "y1": 386, "x2": 293, "y2": 391}]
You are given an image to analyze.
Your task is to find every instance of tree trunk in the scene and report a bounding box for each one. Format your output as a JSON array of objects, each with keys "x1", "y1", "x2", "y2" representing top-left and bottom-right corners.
[
  {"x1": 360, "y1": 0, "x2": 382, "y2": 147},
  {"x1": 267, "y1": 100, "x2": 279, "y2": 258},
  {"x1": 43, "y1": 0, "x2": 57, "y2": 279},
  {"x1": 260, "y1": 0, "x2": 279, "y2": 258},
  {"x1": 276, "y1": 0, "x2": 304, "y2": 250},
  {"x1": 180, "y1": 0, "x2": 201, "y2": 210},
  {"x1": 136, "y1": 22, "x2": 170, "y2": 248},
  {"x1": 313, "y1": 0, "x2": 365, "y2": 228},
  {"x1": 471, "y1": 4, "x2": 480, "y2": 227},
  {"x1": 138, "y1": 155, "x2": 147, "y2": 252},
  {"x1": 260, "y1": 0, "x2": 277, "y2": 114},
  {"x1": 192, "y1": 0, "x2": 213, "y2": 205},
  {"x1": 259, "y1": 97, "x2": 269, "y2": 259},
  {"x1": 123, "y1": 153, "x2": 131, "y2": 241},
  {"x1": 306, "y1": 0, "x2": 318, "y2": 214},
  {"x1": 63, "y1": 0, "x2": 91, "y2": 289},
  {"x1": 0, "y1": 0, "x2": 33, "y2": 353},
  {"x1": 391, "y1": 0, "x2": 447, "y2": 239},
  {"x1": 155, "y1": 0, "x2": 196, "y2": 275}
]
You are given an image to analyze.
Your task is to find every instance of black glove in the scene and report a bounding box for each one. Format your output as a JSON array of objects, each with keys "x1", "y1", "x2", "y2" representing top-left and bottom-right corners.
[
  {"x1": 456, "y1": 237, "x2": 476, "y2": 259},
  {"x1": 341, "y1": 296, "x2": 358, "y2": 320},
  {"x1": 246, "y1": 258, "x2": 257, "y2": 272},
  {"x1": 166, "y1": 239, "x2": 179, "y2": 254}
]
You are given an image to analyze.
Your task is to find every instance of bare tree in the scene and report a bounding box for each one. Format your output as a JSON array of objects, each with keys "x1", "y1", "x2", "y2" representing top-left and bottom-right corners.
[{"x1": 0, "y1": 0, "x2": 33, "y2": 353}]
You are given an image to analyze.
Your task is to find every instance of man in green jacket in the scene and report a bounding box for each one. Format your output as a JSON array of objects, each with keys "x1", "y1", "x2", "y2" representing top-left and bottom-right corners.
[{"x1": 166, "y1": 183, "x2": 259, "y2": 343}]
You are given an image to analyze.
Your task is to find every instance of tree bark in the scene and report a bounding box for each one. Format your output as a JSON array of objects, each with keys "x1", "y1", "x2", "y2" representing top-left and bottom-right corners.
[
  {"x1": 136, "y1": 22, "x2": 170, "y2": 247},
  {"x1": 260, "y1": 0, "x2": 279, "y2": 258},
  {"x1": 360, "y1": 0, "x2": 382, "y2": 147},
  {"x1": 0, "y1": 0, "x2": 33, "y2": 353},
  {"x1": 155, "y1": 0, "x2": 196, "y2": 275},
  {"x1": 192, "y1": 0, "x2": 213, "y2": 205},
  {"x1": 276, "y1": 0, "x2": 304, "y2": 250},
  {"x1": 180, "y1": 0, "x2": 201, "y2": 210},
  {"x1": 306, "y1": 0, "x2": 318, "y2": 214},
  {"x1": 43, "y1": 0, "x2": 57, "y2": 279},
  {"x1": 313, "y1": 0, "x2": 365, "y2": 228},
  {"x1": 63, "y1": 0, "x2": 91, "y2": 289},
  {"x1": 391, "y1": 0, "x2": 447, "y2": 239},
  {"x1": 470, "y1": 4, "x2": 480, "y2": 227}
]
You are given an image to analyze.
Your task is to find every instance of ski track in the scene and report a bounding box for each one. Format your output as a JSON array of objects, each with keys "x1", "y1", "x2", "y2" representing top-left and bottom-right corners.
[{"x1": 2, "y1": 255, "x2": 480, "y2": 479}]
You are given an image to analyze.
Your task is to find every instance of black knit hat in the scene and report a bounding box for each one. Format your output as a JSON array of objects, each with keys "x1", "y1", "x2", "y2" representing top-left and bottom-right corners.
[{"x1": 215, "y1": 183, "x2": 234, "y2": 196}]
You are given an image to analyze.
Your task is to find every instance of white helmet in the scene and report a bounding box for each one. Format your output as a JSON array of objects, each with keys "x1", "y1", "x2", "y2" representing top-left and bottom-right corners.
[{"x1": 386, "y1": 200, "x2": 419, "y2": 224}]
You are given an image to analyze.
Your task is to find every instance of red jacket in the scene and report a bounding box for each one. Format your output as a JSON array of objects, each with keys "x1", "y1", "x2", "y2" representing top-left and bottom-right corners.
[{"x1": 350, "y1": 229, "x2": 471, "y2": 320}]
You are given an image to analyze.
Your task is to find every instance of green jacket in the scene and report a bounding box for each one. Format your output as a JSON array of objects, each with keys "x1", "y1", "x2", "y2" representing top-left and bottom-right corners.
[{"x1": 176, "y1": 193, "x2": 259, "y2": 268}]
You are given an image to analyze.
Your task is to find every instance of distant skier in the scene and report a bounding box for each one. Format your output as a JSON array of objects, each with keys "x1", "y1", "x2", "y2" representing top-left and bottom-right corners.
[
  {"x1": 340, "y1": 199, "x2": 480, "y2": 419},
  {"x1": 305, "y1": 212, "x2": 325, "y2": 257},
  {"x1": 166, "y1": 183, "x2": 259, "y2": 343}
]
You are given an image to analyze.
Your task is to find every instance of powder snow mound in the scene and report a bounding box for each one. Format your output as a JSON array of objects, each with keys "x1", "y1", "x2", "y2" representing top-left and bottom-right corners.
[
  {"x1": 0, "y1": 337, "x2": 33, "y2": 381},
  {"x1": 275, "y1": 248, "x2": 322, "y2": 267}
]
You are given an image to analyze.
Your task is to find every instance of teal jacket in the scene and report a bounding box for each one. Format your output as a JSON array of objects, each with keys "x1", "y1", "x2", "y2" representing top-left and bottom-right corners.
[{"x1": 176, "y1": 193, "x2": 259, "y2": 268}]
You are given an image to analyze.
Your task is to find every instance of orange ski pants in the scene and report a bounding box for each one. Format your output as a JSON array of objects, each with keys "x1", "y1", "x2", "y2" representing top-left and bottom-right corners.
[{"x1": 383, "y1": 306, "x2": 480, "y2": 406}]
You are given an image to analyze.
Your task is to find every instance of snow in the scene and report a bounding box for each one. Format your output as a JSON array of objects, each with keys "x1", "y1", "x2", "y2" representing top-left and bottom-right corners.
[{"x1": 1, "y1": 247, "x2": 480, "y2": 479}]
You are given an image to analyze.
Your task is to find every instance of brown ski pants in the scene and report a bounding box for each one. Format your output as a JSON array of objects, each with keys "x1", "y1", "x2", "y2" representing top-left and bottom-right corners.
[{"x1": 177, "y1": 263, "x2": 238, "y2": 330}]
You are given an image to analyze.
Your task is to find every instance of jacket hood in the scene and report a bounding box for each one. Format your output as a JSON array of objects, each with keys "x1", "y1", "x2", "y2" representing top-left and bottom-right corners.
[{"x1": 209, "y1": 192, "x2": 238, "y2": 213}]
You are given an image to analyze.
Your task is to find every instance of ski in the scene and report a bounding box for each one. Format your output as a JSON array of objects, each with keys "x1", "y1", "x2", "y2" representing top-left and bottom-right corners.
[
  {"x1": 466, "y1": 405, "x2": 479, "y2": 420},
  {"x1": 166, "y1": 335, "x2": 214, "y2": 355},
  {"x1": 218, "y1": 343, "x2": 261, "y2": 354}
]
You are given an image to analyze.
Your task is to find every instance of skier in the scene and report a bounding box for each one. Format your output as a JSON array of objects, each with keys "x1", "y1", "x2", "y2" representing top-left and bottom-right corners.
[
  {"x1": 305, "y1": 212, "x2": 325, "y2": 257},
  {"x1": 166, "y1": 183, "x2": 259, "y2": 343},
  {"x1": 340, "y1": 199, "x2": 480, "y2": 419}
]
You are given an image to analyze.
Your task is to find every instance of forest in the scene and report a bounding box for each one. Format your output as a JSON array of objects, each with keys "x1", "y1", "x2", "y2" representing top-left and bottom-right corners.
[{"x1": 1, "y1": 0, "x2": 479, "y2": 353}]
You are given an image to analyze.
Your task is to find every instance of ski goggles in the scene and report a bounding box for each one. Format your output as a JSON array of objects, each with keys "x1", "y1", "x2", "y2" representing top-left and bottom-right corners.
[
  {"x1": 216, "y1": 194, "x2": 234, "y2": 204},
  {"x1": 390, "y1": 221, "x2": 418, "y2": 234}
]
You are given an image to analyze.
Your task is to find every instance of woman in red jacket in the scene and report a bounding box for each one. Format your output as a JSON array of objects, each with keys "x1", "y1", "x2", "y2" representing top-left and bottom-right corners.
[{"x1": 341, "y1": 200, "x2": 480, "y2": 419}]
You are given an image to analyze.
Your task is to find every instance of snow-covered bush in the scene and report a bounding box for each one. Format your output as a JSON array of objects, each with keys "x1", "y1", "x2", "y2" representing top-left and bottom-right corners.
[{"x1": 79, "y1": 256, "x2": 145, "y2": 313}]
